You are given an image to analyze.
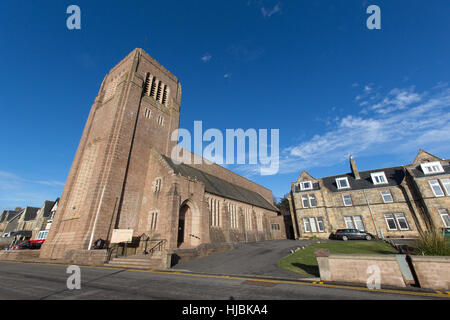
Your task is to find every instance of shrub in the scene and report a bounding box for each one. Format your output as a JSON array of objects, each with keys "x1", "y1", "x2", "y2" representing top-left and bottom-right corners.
[{"x1": 416, "y1": 230, "x2": 450, "y2": 256}]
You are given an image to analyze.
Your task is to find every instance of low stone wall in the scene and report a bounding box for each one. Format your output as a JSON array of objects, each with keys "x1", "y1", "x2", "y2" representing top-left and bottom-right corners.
[
  {"x1": 168, "y1": 242, "x2": 243, "y2": 267},
  {"x1": 0, "y1": 250, "x2": 41, "y2": 262},
  {"x1": 63, "y1": 249, "x2": 108, "y2": 266},
  {"x1": 410, "y1": 255, "x2": 450, "y2": 291},
  {"x1": 315, "y1": 250, "x2": 408, "y2": 288}
]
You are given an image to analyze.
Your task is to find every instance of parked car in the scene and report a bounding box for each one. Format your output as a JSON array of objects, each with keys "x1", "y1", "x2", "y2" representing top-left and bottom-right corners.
[
  {"x1": 329, "y1": 229, "x2": 375, "y2": 241},
  {"x1": 12, "y1": 240, "x2": 44, "y2": 250}
]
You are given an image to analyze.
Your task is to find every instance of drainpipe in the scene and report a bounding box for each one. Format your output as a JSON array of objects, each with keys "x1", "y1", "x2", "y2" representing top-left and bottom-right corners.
[
  {"x1": 88, "y1": 185, "x2": 106, "y2": 250},
  {"x1": 363, "y1": 189, "x2": 380, "y2": 238}
]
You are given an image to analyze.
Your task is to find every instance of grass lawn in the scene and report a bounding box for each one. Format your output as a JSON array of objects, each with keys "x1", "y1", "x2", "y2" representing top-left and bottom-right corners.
[{"x1": 278, "y1": 241, "x2": 398, "y2": 278}]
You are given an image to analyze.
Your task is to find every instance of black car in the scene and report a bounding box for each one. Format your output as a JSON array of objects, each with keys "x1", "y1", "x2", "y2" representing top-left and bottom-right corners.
[{"x1": 329, "y1": 229, "x2": 375, "y2": 241}]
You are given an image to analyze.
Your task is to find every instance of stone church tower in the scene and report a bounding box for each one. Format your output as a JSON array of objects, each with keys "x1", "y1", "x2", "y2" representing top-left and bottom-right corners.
[
  {"x1": 40, "y1": 49, "x2": 182, "y2": 259},
  {"x1": 40, "y1": 49, "x2": 283, "y2": 263}
]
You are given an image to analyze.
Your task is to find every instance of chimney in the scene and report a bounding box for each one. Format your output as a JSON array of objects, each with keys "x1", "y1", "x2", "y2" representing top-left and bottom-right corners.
[{"x1": 350, "y1": 156, "x2": 360, "y2": 179}]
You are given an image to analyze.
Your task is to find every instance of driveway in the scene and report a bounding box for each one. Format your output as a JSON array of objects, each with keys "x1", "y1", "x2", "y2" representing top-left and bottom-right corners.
[{"x1": 172, "y1": 240, "x2": 317, "y2": 279}]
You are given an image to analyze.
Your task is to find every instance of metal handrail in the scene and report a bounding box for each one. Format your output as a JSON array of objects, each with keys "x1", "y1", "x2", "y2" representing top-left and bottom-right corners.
[{"x1": 148, "y1": 239, "x2": 166, "y2": 255}]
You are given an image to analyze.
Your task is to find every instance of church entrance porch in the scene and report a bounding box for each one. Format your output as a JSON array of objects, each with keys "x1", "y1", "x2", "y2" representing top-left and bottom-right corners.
[{"x1": 177, "y1": 201, "x2": 201, "y2": 249}]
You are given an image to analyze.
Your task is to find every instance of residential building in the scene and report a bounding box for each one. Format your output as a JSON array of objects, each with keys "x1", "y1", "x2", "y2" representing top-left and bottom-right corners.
[{"x1": 289, "y1": 150, "x2": 449, "y2": 239}]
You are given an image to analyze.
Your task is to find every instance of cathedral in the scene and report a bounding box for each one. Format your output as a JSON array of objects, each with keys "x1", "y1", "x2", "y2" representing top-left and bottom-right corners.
[{"x1": 40, "y1": 49, "x2": 285, "y2": 265}]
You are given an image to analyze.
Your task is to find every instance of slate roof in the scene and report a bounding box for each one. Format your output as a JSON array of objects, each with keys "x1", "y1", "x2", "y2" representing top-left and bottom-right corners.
[
  {"x1": 23, "y1": 207, "x2": 40, "y2": 221},
  {"x1": 4, "y1": 210, "x2": 22, "y2": 233},
  {"x1": 0, "y1": 210, "x2": 18, "y2": 223},
  {"x1": 41, "y1": 200, "x2": 56, "y2": 218},
  {"x1": 321, "y1": 166, "x2": 406, "y2": 192},
  {"x1": 162, "y1": 155, "x2": 278, "y2": 212},
  {"x1": 409, "y1": 164, "x2": 450, "y2": 178}
]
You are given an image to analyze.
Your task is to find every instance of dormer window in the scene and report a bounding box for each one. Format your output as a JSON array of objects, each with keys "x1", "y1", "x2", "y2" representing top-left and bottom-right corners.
[
  {"x1": 420, "y1": 161, "x2": 444, "y2": 175},
  {"x1": 336, "y1": 177, "x2": 350, "y2": 189},
  {"x1": 371, "y1": 172, "x2": 388, "y2": 185},
  {"x1": 300, "y1": 181, "x2": 313, "y2": 191}
]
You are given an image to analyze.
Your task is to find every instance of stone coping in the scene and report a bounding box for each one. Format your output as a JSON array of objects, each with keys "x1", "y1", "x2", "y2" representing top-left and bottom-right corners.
[
  {"x1": 410, "y1": 255, "x2": 450, "y2": 262},
  {"x1": 328, "y1": 253, "x2": 398, "y2": 261}
]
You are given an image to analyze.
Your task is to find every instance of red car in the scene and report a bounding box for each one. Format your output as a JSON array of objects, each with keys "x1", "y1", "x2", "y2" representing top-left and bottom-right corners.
[{"x1": 12, "y1": 240, "x2": 45, "y2": 250}]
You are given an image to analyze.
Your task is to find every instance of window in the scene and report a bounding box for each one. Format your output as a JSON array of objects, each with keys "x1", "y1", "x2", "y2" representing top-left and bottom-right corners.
[
  {"x1": 161, "y1": 85, "x2": 169, "y2": 105},
  {"x1": 245, "y1": 208, "x2": 252, "y2": 230},
  {"x1": 344, "y1": 216, "x2": 364, "y2": 231},
  {"x1": 441, "y1": 179, "x2": 450, "y2": 195},
  {"x1": 302, "y1": 195, "x2": 309, "y2": 208},
  {"x1": 300, "y1": 181, "x2": 313, "y2": 190},
  {"x1": 395, "y1": 214, "x2": 409, "y2": 230},
  {"x1": 309, "y1": 194, "x2": 317, "y2": 207},
  {"x1": 342, "y1": 194, "x2": 353, "y2": 206},
  {"x1": 150, "y1": 212, "x2": 158, "y2": 230},
  {"x1": 157, "y1": 115, "x2": 165, "y2": 126},
  {"x1": 229, "y1": 204, "x2": 238, "y2": 229},
  {"x1": 384, "y1": 214, "x2": 397, "y2": 230},
  {"x1": 144, "y1": 108, "x2": 151, "y2": 119},
  {"x1": 309, "y1": 217, "x2": 318, "y2": 232},
  {"x1": 421, "y1": 161, "x2": 444, "y2": 175},
  {"x1": 209, "y1": 198, "x2": 220, "y2": 227},
  {"x1": 381, "y1": 190, "x2": 394, "y2": 203},
  {"x1": 439, "y1": 209, "x2": 450, "y2": 228},
  {"x1": 429, "y1": 180, "x2": 445, "y2": 197},
  {"x1": 154, "y1": 178, "x2": 162, "y2": 193},
  {"x1": 316, "y1": 217, "x2": 325, "y2": 232},
  {"x1": 303, "y1": 218, "x2": 311, "y2": 233},
  {"x1": 353, "y1": 216, "x2": 365, "y2": 231},
  {"x1": 384, "y1": 213, "x2": 409, "y2": 231},
  {"x1": 271, "y1": 224, "x2": 281, "y2": 231},
  {"x1": 371, "y1": 172, "x2": 388, "y2": 185},
  {"x1": 336, "y1": 177, "x2": 350, "y2": 189},
  {"x1": 344, "y1": 216, "x2": 355, "y2": 229},
  {"x1": 294, "y1": 184, "x2": 301, "y2": 193},
  {"x1": 37, "y1": 231, "x2": 48, "y2": 240}
]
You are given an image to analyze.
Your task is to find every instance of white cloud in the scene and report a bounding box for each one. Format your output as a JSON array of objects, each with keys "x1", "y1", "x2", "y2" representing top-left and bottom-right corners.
[
  {"x1": 261, "y1": 3, "x2": 281, "y2": 18},
  {"x1": 364, "y1": 85, "x2": 373, "y2": 93},
  {"x1": 0, "y1": 170, "x2": 63, "y2": 209},
  {"x1": 201, "y1": 53, "x2": 212, "y2": 62},
  {"x1": 277, "y1": 85, "x2": 450, "y2": 174}
]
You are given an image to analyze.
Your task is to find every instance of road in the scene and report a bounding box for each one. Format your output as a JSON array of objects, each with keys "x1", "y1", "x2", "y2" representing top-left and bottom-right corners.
[
  {"x1": 0, "y1": 261, "x2": 445, "y2": 300},
  {"x1": 173, "y1": 240, "x2": 316, "y2": 278}
]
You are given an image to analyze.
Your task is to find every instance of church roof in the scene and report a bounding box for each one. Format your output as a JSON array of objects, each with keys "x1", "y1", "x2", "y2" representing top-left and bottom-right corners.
[{"x1": 162, "y1": 156, "x2": 278, "y2": 212}]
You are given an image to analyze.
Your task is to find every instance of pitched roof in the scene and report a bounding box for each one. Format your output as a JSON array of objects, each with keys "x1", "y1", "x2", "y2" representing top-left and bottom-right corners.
[
  {"x1": 23, "y1": 207, "x2": 40, "y2": 221},
  {"x1": 161, "y1": 155, "x2": 278, "y2": 212},
  {"x1": 41, "y1": 200, "x2": 56, "y2": 218},
  {"x1": 4, "y1": 211, "x2": 22, "y2": 233},
  {"x1": 409, "y1": 163, "x2": 450, "y2": 178},
  {"x1": 0, "y1": 210, "x2": 19, "y2": 223},
  {"x1": 321, "y1": 166, "x2": 405, "y2": 192}
]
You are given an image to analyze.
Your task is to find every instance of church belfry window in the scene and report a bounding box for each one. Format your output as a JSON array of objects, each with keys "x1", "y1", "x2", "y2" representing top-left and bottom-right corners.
[
  {"x1": 144, "y1": 72, "x2": 170, "y2": 106},
  {"x1": 162, "y1": 85, "x2": 168, "y2": 105},
  {"x1": 156, "y1": 80, "x2": 163, "y2": 102}
]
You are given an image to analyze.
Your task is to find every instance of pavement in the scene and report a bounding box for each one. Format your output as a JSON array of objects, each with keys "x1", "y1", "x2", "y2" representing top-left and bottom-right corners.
[
  {"x1": 0, "y1": 261, "x2": 447, "y2": 300},
  {"x1": 172, "y1": 240, "x2": 316, "y2": 279}
]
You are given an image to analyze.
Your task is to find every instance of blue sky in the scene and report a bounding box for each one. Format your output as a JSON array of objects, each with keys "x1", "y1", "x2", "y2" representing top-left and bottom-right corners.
[{"x1": 0, "y1": 0, "x2": 449, "y2": 210}]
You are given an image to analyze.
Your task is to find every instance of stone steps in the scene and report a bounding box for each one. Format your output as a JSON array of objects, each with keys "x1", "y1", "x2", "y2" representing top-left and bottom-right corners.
[{"x1": 106, "y1": 255, "x2": 163, "y2": 269}]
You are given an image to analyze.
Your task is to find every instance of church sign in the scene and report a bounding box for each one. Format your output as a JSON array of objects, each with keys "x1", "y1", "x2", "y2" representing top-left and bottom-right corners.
[{"x1": 111, "y1": 229, "x2": 134, "y2": 244}]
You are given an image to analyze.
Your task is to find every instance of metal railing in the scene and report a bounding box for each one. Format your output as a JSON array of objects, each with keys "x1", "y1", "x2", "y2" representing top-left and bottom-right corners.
[{"x1": 107, "y1": 237, "x2": 167, "y2": 261}]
